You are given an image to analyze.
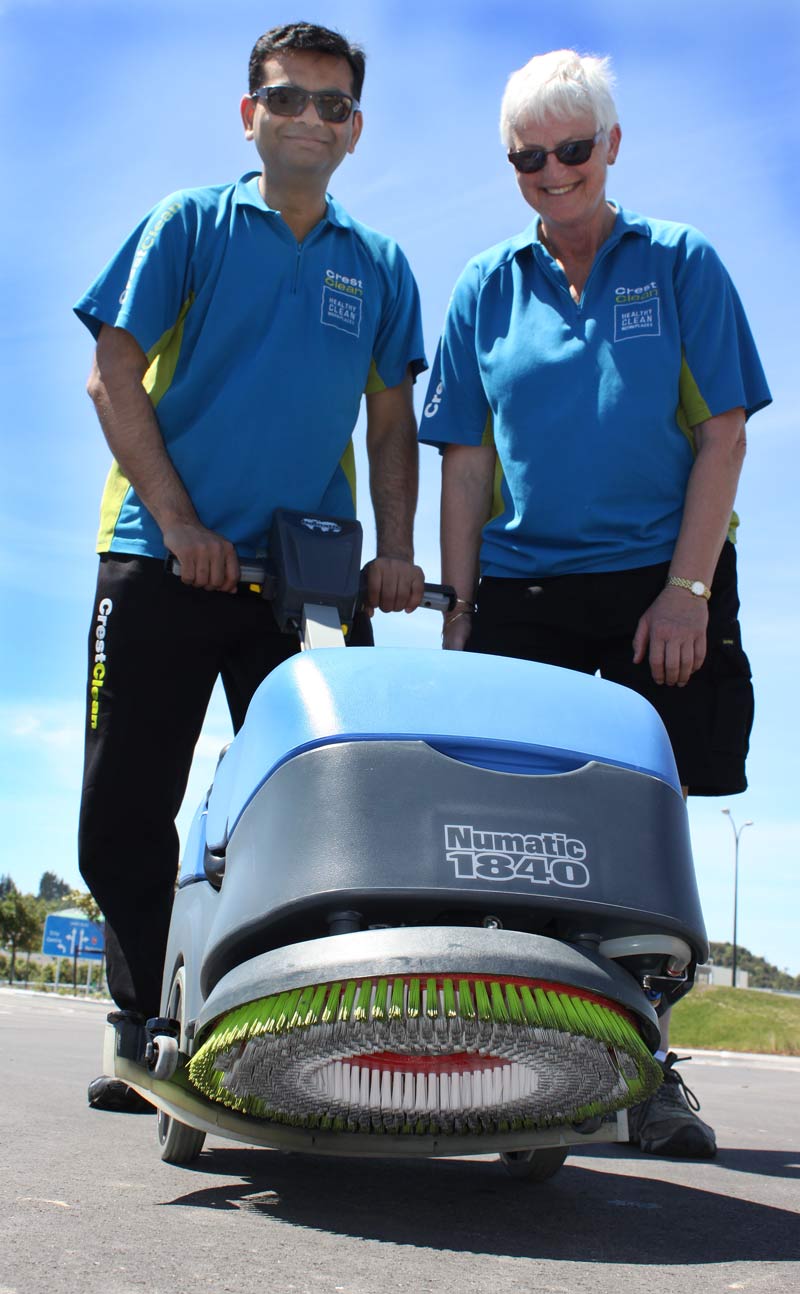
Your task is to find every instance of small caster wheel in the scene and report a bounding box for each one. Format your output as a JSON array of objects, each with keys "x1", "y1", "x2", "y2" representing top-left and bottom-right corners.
[{"x1": 149, "y1": 1034, "x2": 179, "y2": 1080}]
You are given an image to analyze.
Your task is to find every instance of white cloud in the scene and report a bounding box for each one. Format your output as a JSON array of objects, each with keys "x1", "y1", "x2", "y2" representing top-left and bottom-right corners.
[
  {"x1": 1, "y1": 702, "x2": 85, "y2": 772},
  {"x1": 8, "y1": 710, "x2": 83, "y2": 752}
]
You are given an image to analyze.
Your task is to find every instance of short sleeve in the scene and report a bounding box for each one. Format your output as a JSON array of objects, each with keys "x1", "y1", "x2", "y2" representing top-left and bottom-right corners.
[
  {"x1": 675, "y1": 230, "x2": 771, "y2": 425},
  {"x1": 418, "y1": 260, "x2": 490, "y2": 447},
  {"x1": 367, "y1": 243, "x2": 427, "y2": 391},
  {"x1": 73, "y1": 193, "x2": 195, "y2": 356}
]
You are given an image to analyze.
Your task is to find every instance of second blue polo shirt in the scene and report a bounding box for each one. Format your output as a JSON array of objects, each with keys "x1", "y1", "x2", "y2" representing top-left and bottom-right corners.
[{"x1": 420, "y1": 206, "x2": 770, "y2": 577}]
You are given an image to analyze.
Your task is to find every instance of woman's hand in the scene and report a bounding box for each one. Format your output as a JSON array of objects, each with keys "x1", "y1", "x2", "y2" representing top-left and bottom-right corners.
[
  {"x1": 632, "y1": 586, "x2": 709, "y2": 686},
  {"x1": 442, "y1": 610, "x2": 474, "y2": 651},
  {"x1": 633, "y1": 407, "x2": 744, "y2": 685}
]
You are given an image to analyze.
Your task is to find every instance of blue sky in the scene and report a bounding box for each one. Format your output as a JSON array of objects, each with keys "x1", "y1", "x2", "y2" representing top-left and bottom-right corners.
[{"x1": 2, "y1": 0, "x2": 798, "y2": 971}]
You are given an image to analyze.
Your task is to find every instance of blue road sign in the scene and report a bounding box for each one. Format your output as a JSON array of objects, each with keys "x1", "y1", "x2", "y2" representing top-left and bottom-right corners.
[{"x1": 42, "y1": 914, "x2": 104, "y2": 960}]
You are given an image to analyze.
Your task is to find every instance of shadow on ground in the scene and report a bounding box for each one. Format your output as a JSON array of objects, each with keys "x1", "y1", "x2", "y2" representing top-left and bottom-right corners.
[
  {"x1": 587, "y1": 1140, "x2": 800, "y2": 1180},
  {"x1": 160, "y1": 1143, "x2": 800, "y2": 1264}
]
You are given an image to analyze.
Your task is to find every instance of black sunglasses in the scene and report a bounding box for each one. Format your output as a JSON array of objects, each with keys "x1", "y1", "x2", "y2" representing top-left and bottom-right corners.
[
  {"x1": 507, "y1": 131, "x2": 603, "y2": 174},
  {"x1": 251, "y1": 84, "x2": 360, "y2": 124}
]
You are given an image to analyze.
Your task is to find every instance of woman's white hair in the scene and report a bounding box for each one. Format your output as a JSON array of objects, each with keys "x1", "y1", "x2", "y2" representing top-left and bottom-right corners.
[{"x1": 500, "y1": 50, "x2": 618, "y2": 147}]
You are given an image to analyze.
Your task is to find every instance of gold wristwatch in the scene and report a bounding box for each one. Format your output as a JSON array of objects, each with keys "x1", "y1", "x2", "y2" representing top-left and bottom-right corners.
[{"x1": 666, "y1": 576, "x2": 711, "y2": 600}]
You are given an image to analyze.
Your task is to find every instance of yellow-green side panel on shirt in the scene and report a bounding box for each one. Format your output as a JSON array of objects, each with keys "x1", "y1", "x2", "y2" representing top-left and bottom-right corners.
[
  {"x1": 95, "y1": 295, "x2": 195, "y2": 551},
  {"x1": 339, "y1": 439, "x2": 357, "y2": 509},
  {"x1": 480, "y1": 411, "x2": 506, "y2": 525},
  {"x1": 364, "y1": 358, "x2": 387, "y2": 396},
  {"x1": 677, "y1": 353, "x2": 739, "y2": 543}
]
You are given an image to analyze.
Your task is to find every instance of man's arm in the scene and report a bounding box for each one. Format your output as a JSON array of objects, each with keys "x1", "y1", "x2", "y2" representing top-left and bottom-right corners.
[
  {"x1": 440, "y1": 443, "x2": 495, "y2": 649},
  {"x1": 87, "y1": 324, "x2": 239, "y2": 591},
  {"x1": 632, "y1": 406, "x2": 747, "y2": 686},
  {"x1": 363, "y1": 372, "x2": 425, "y2": 613}
]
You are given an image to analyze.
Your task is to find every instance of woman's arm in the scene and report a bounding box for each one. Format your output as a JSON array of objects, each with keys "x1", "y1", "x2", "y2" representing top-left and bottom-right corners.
[
  {"x1": 440, "y1": 443, "x2": 496, "y2": 650},
  {"x1": 632, "y1": 406, "x2": 746, "y2": 686}
]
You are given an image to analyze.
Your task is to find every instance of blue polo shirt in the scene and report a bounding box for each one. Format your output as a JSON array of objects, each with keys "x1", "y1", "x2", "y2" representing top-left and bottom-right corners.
[
  {"x1": 419, "y1": 206, "x2": 771, "y2": 577},
  {"x1": 75, "y1": 174, "x2": 426, "y2": 557}
]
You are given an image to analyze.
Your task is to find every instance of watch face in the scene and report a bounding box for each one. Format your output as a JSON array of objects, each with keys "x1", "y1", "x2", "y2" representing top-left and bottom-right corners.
[{"x1": 691, "y1": 581, "x2": 705, "y2": 596}]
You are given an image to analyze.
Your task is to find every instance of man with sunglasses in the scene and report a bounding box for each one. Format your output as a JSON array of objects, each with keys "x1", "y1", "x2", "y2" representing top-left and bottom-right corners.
[
  {"x1": 421, "y1": 50, "x2": 770, "y2": 1159},
  {"x1": 75, "y1": 22, "x2": 426, "y2": 1112}
]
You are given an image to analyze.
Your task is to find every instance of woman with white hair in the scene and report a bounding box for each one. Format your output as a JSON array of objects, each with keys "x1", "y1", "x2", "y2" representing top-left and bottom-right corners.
[{"x1": 420, "y1": 50, "x2": 771, "y2": 1158}]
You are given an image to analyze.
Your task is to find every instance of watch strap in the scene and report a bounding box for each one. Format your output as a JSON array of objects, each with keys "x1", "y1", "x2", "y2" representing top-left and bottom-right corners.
[{"x1": 666, "y1": 576, "x2": 711, "y2": 600}]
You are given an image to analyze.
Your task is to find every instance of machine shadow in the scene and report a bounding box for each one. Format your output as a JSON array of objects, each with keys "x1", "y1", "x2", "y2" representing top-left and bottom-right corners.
[{"x1": 161, "y1": 1144, "x2": 800, "y2": 1264}]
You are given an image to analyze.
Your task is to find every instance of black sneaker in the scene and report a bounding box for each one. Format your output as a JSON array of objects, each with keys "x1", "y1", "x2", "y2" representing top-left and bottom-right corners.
[
  {"x1": 628, "y1": 1052, "x2": 716, "y2": 1158},
  {"x1": 87, "y1": 1075, "x2": 155, "y2": 1114}
]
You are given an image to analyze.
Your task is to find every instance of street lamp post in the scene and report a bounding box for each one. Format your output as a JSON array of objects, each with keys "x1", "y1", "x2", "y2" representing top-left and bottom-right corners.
[{"x1": 721, "y1": 809, "x2": 753, "y2": 987}]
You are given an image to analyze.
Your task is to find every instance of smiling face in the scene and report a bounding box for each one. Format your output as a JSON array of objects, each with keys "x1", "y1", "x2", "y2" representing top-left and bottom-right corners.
[
  {"x1": 240, "y1": 50, "x2": 363, "y2": 188},
  {"x1": 509, "y1": 111, "x2": 621, "y2": 240}
]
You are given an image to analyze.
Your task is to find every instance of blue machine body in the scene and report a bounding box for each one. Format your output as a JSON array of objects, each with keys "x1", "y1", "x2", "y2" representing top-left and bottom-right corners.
[{"x1": 180, "y1": 647, "x2": 680, "y2": 883}]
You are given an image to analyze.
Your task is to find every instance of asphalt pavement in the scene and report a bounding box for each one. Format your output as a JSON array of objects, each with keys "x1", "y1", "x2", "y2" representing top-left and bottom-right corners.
[{"x1": 2, "y1": 987, "x2": 799, "y2": 1294}]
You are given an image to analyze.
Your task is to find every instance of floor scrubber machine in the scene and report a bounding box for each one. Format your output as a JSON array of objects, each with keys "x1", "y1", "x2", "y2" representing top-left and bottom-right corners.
[{"x1": 104, "y1": 510, "x2": 707, "y2": 1180}]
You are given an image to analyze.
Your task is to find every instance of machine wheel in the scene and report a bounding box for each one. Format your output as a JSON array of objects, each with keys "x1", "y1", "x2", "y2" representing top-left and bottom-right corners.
[
  {"x1": 150, "y1": 1034, "x2": 179, "y2": 1081},
  {"x1": 500, "y1": 1147, "x2": 569, "y2": 1181},
  {"x1": 156, "y1": 966, "x2": 206, "y2": 1165}
]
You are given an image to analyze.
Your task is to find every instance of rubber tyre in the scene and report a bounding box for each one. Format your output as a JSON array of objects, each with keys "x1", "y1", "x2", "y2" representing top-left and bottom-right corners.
[
  {"x1": 150, "y1": 1034, "x2": 179, "y2": 1081},
  {"x1": 500, "y1": 1147, "x2": 569, "y2": 1181},
  {"x1": 157, "y1": 967, "x2": 206, "y2": 1165}
]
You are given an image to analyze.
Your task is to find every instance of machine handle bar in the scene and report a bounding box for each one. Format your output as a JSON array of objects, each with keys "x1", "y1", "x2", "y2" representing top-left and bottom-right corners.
[{"x1": 166, "y1": 556, "x2": 456, "y2": 614}]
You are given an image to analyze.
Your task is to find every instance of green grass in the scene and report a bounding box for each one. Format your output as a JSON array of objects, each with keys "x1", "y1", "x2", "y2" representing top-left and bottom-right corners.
[{"x1": 669, "y1": 985, "x2": 800, "y2": 1055}]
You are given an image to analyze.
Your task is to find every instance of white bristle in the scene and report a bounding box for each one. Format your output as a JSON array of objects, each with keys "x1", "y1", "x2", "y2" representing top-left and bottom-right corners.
[
  {"x1": 461, "y1": 1071, "x2": 472, "y2": 1107},
  {"x1": 402, "y1": 1073, "x2": 415, "y2": 1112},
  {"x1": 440, "y1": 1073, "x2": 451, "y2": 1111},
  {"x1": 450, "y1": 1072, "x2": 461, "y2": 1108},
  {"x1": 479, "y1": 1069, "x2": 489, "y2": 1106},
  {"x1": 369, "y1": 1068, "x2": 381, "y2": 1108},
  {"x1": 415, "y1": 1073, "x2": 426, "y2": 1111}
]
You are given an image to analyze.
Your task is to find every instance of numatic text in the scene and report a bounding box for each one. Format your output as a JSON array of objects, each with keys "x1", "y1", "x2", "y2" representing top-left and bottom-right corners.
[
  {"x1": 90, "y1": 597, "x2": 113, "y2": 730},
  {"x1": 445, "y1": 824, "x2": 590, "y2": 887}
]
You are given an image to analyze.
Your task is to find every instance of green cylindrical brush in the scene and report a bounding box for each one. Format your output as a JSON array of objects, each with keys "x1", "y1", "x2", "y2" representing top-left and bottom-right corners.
[{"x1": 188, "y1": 974, "x2": 661, "y2": 1135}]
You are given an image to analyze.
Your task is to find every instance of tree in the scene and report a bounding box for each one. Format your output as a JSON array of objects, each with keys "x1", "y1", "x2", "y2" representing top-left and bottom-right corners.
[
  {"x1": 66, "y1": 889, "x2": 103, "y2": 925},
  {"x1": 38, "y1": 872, "x2": 71, "y2": 903},
  {"x1": 0, "y1": 875, "x2": 16, "y2": 899},
  {"x1": 0, "y1": 891, "x2": 42, "y2": 984},
  {"x1": 708, "y1": 941, "x2": 800, "y2": 992}
]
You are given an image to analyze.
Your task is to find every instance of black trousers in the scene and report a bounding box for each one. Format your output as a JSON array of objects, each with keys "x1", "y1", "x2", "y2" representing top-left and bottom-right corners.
[
  {"x1": 78, "y1": 554, "x2": 371, "y2": 1017},
  {"x1": 468, "y1": 541, "x2": 753, "y2": 796}
]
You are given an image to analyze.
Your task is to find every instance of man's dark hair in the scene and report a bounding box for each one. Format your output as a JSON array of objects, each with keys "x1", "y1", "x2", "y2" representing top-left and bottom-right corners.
[{"x1": 248, "y1": 22, "x2": 366, "y2": 100}]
